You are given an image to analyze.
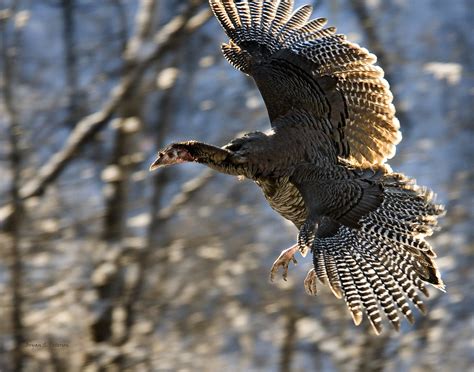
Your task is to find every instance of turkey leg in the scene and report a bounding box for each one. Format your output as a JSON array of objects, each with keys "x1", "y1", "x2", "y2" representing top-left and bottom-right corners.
[
  {"x1": 297, "y1": 215, "x2": 319, "y2": 257},
  {"x1": 269, "y1": 244, "x2": 298, "y2": 282}
]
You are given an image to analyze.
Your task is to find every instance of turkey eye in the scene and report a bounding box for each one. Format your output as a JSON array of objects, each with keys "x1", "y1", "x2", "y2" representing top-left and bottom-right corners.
[{"x1": 168, "y1": 151, "x2": 175, "y2": 159}]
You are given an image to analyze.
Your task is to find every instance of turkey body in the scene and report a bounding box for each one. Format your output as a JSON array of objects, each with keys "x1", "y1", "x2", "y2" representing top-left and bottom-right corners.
[
  {"x1": 257, "y1": 176, "x2": 307, "y2": 229},
  {"x1": 150, "y1": 0, "x2": 445, "y2": 334}
]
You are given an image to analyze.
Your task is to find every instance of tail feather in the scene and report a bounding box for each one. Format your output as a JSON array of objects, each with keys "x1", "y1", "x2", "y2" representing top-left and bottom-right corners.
[
  {"x1": 311, "y1": 173, "x2": 444, "y2": 332},
  {"x1": 370, "y1": 233, "x2": 431, "y2": 312},
  {"x1": 365, "y1": 228, "x2": 439, "y2": 286},
  {"x1": 365, "y1": 232, "x2": 431, "y2": 297},
  {"x1": 324, "y1": 249, "x2": 343, "y2": 299},
  {"x1": 313, "y1": 251, "x2": 327, "y2": 284},
  {"x1": 352, "y1": 246, "x2": 402, "y2": 332},
  {"x1": 314, "y1": 237, "x2": 362, "y2": 322},
  {"x1": 345, "y1": 253, "x2": 383, "y2": 334},
  {"x1": 334, "y1": 253, "x2": 364, "y2": 326},
  {"x1": 360, "y1": 256, "x2": 406, "y2": 330},
  {"x1": 375, "y1": 248, "x2": 417, "y2": 323}
]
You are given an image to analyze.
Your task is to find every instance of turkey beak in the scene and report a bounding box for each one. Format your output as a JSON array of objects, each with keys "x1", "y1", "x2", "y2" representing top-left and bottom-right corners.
[{"x1": 149, "y1": 151, "x2": 174, "y2": 171}]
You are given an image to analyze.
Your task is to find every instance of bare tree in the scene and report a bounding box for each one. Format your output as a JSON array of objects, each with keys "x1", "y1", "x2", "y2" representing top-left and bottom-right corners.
[{"x1": 1, "y1": 2, "x2": 25, "y2": 370}]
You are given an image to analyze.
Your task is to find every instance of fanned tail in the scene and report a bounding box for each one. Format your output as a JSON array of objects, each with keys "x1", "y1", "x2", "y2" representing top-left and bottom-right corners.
[{"x1": 311, "y1": 173, "x2": 445, "y2": 334}]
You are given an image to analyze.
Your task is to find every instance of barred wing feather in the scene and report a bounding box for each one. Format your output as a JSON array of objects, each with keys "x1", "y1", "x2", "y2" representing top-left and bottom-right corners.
[{"x1": 210, "y1": 0, "x2": 401, "y2": 167}]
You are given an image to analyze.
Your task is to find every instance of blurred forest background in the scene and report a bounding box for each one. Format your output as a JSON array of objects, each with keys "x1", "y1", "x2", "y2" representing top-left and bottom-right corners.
[{"x1": 0, "y1": 0, "x2": 472, "y2": 371}]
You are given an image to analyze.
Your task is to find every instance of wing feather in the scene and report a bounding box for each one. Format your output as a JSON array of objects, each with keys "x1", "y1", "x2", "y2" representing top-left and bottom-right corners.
[{"x1": 211, "y1": 0, "x2": 401, "y2": 166}]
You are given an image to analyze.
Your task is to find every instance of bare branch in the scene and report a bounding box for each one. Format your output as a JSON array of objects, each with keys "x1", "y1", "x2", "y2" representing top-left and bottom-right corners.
[
  {"x1": 156, "y1": 169, "x2": 214, "y2": 222},
  {"x1": 0, "y1": 4, "x2": 211, "y2": 226},
  {"x1": 125, "y1": 0, "x2": 158, "y2": 60}
]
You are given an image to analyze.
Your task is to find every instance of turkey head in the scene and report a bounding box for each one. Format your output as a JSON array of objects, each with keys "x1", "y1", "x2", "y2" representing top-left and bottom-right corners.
[{"x1": 149, "y1": 143, "x2": 195, "y2": 170}]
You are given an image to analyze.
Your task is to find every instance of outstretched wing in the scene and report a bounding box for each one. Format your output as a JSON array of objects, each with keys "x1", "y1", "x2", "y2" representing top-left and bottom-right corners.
[{"x1": 210, "y1": 0, "x2": 401, "y2": 167}]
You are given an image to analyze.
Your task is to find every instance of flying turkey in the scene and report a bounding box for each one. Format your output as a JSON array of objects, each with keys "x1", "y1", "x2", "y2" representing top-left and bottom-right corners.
[{"x1": 150, "y1": 0, "x2": 445, "y2": 334}]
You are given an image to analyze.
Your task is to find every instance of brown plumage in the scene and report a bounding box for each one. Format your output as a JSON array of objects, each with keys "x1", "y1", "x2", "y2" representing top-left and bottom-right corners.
[{"x1": 150, "y1": 0, "x2": 445, "y2": 334}]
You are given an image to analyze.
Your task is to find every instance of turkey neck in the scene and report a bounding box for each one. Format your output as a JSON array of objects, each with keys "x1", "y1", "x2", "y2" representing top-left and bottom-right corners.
[
  {"x1": 179, "y1": 141, "x2": 247, "y2": 177},
  {"x1": 181, "y1": 141, "x2": 309, "y2": 227}
]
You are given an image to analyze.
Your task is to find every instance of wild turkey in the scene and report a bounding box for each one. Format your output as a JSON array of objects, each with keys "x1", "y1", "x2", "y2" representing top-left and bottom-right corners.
[{"x1": 150, "y1": 0, "x2": 445, "y2": 334}]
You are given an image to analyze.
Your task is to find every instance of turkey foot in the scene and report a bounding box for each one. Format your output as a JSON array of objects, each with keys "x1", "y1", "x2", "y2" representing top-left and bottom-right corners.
[
  {"x1": 269, "y1": 244, "x2": 298, "y2": 282},
  {"x1": 304, "y1": 268, "x2": 318, "y2": 296}
]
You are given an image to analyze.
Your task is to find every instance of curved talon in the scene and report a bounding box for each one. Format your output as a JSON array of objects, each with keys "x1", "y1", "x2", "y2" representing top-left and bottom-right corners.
[
  {"x1": 269, "y1": 244, "x2": 299, "y2": 282},
  {"x1": 304, "y1": 268, "x2": 318, "y2": 296}
]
